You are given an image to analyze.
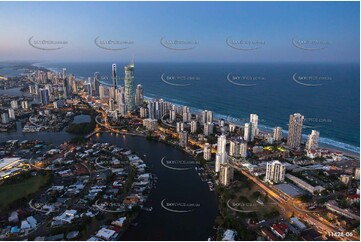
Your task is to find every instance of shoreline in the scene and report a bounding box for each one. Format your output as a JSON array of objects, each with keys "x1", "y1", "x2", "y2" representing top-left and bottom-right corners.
[{"x1": 1, "y1": 63, "x2": 359, "y2": 157}]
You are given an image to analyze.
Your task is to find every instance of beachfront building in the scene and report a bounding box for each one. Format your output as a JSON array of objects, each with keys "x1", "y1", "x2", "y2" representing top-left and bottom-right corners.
[
  {"x1": 306, "y1": 130, "x2": 320, "y2": 150},
  {"x1": 273, "y1": 126, "x2": 283, "y2": 141},
  {"x1": 287, "y1": 113, "x2": 304, "y2": 149}
]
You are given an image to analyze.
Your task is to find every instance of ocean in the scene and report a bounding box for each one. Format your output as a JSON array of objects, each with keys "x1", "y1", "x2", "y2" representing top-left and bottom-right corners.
[{"x1": 17, "y1": 62, "x2": 361, "y2": 154}]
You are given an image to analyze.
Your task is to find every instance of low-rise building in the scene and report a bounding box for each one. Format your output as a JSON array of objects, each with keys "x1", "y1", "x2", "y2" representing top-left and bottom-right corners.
[
  {"x1": 222, "y1": 229, "x2": 237, "y2": 241},
  {"x1": 325, "y1": 201, "x2": 360, "y2": 220},
  {"x1": 285, "y1": 174, "x2": 325, "y2": 194},
  {"x1": 290, "y1": 217, "x2": 307, "y2": 231},
  {"x1": 142, "y1": 118, "x2": 158, "y2": 131},
  {"x1": 96, "y1": 227, "x2": 117, "y2": 240}
]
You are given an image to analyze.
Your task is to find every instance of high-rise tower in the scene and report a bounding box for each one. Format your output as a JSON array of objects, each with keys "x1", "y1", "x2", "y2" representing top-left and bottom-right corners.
[
  {"x1": 94, "y1": 72, "x2": 101, "y2": 97},
  {"x1": 287, "y1": 113, "x2": 304, "y2": 149},
  {"x1": 135, "y1": 84, "x2": 143, "y2": 106},
  {"x1": 112, "y1": 64, "x2": 117, "y2": 100},
  {"x1": 124, "y1": 63, "x2": 135, "y2": 111},
  {"x1": 215, "y1": 134, "x2": 227, "y2": 173}
]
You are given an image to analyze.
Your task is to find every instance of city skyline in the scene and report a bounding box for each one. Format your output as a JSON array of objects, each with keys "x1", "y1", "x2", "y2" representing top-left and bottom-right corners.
[{"x1": 0, "y1": 1, "x2": 359, "y2": 241}]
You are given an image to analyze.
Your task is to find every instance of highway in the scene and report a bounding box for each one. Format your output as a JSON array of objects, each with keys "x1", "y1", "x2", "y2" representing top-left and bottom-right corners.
[{"x1": 231, "y1": 162, "x2": 359, "y2": 241}]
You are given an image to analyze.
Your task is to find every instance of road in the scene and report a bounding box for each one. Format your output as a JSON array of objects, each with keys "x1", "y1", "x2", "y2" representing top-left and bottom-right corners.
[{"x1": 230, "y1": 163, "x2": 359, "y2": 241}]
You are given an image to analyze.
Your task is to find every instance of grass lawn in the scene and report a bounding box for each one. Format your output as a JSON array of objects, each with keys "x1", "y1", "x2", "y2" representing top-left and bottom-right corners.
[
  {"x1": 229, "y1": 183, "x2": 279, "y2": 217},
  {"x1": 0, "y1": 173, "x2": 51, "y2": 211}
]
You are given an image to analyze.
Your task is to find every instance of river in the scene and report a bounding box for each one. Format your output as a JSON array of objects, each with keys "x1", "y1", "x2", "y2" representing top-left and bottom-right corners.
[
  {"x1": 91, "y1": 133, "x2": 219, "y2": 240},
  {"x1": 0, "y1": 120, "x2": 219, "y2": 240}
]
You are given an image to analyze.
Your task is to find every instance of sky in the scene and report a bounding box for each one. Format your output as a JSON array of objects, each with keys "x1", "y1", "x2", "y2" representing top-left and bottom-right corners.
[{"x1": 0, "y1": 1, "x2": 359, "y2": 63}]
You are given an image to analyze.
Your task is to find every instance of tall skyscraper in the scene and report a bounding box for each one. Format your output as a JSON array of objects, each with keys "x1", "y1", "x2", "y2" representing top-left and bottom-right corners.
[
  {"x1": 265, "y1": 160, "x2": 285, "y2": 184},
  {"x1": 118, "y1": 87, "x2": 127, "y2": 117},
  {"x1": 62, "y1": 68, "x2": 67, "y2": 79},
  {"x1": 287, "y1": 113, "x2": 304, "y2": 149},
  {"x1": 201, "y1": 110, "x2": 207, "y2": 124},
  {"x1": 183, "y1": 106, "x2": 191, "y2": 122},
  {"x1": 229, "y1": 140, "x2": 240, "y2": 157},
  {"x1": 124, "y1": 63, "x2": 135, "y2": 111},
  {"x1": 94, "y1": 72, "x2": 101, "y2": 97},
  {"x1": 191, "y1": 120, "x2": 197, "y2": 133},
  {"x1": 148, "y1": 101, "x2": 155, "y2": 119},
  {"x1": 176, "y1": 122, "x2": 184, "y2": 133},
  {"x1": 201, "y1": 110, "x2": 213, "y2": 124},
  {"x1": 306, "y1": 130, "x2": 320, "y2": 150},
  {"x1": 273, "y1": 126, "x2": 283, "y2": 141},
  {"x1": 84, "y1": 83, "x2": 93, "y2": 96},
  {"x1": 170, "y1": 110, "x2": 176, "y2": 121},
  {"x1": 215, "y1": 134, "x2": 227, "y2": 173},
  {"x1": 135, "y1": 84, "x2": 144, "y2": 106},
  {"x1": 63, "y1": 80, "x2": 68, "y2": 99},
  {"x1": 112, "y1": 64, "x2": 117, "y2": 100},
  {"x1": 244, "y1": 123, "x2": 252, "y2": 142},
  {"x1": 203, "y1": 143, "x2": 212, "y2": 161},
  {"x1": 139, "y1": 107, "x2": 147, "y2": 118},
  {"x1": 179, "y1": 131, "x2": 188, "y2": 147},
  {"x1": 99, "y1": 85, "x2": 106, "y2": 99},
  {"x1": 240, "y1": 141, "x2": 248, "y2": 158},
  {"x1": 109, "y1": 87, "x2": 116, "y2": 100},
  {"x1": 39, "y1": 88, "x2": 50, "y2": 105},
  {"x1": 219, "y1": 164, "x2": 234, "y2": 186},
  {"x1": 250, "y1": 114, "x2": 259, "y2": 140},
  {"x1": 72, "y1": 80, "x2": 77, "y2": 94},
  {"x1": 204, "y1": 122, "x2": 214, "y2": 136},
  {"x1": 207, "y1": 111, "x2": 213, "y2": 123}
]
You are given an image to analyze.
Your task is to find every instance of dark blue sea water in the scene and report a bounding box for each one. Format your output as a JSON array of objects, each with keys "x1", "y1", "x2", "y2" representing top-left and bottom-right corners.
[{"x1": 30, "y1": 62, "x2": 360, "y2": 154}]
